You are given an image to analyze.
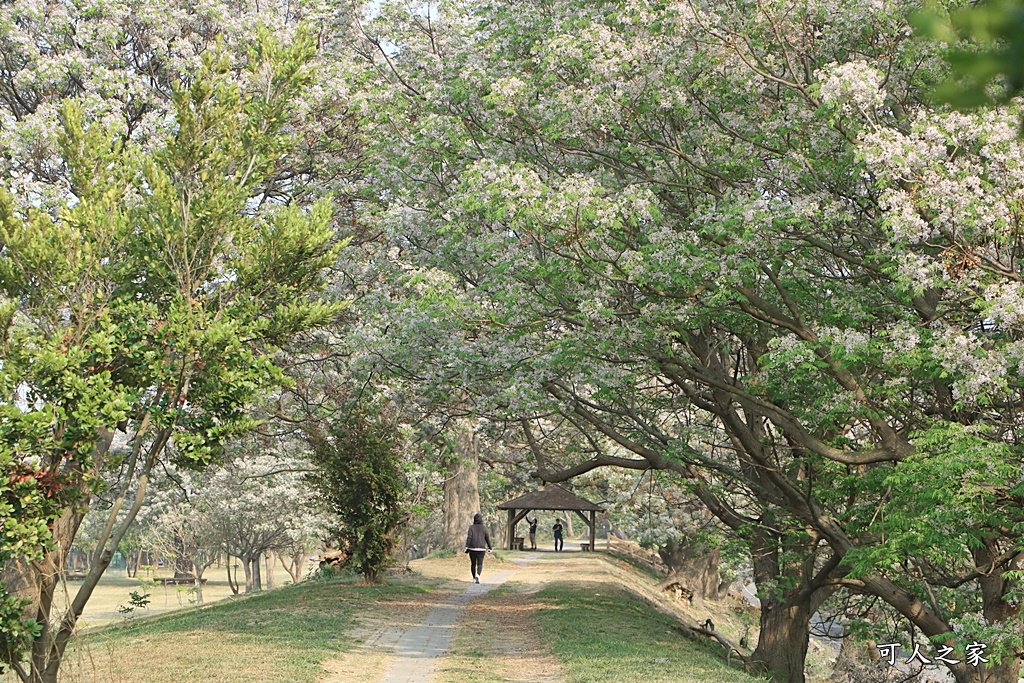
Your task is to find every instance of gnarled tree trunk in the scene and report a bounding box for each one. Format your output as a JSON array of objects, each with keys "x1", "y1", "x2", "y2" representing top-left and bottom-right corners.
[
  {"x1": 749, "y1": 594, "x2": 812, "y2": 683},
  {"x1": 658, "y1": 540, "x2": 724, "y2": 606},
  {"x1": 745, "y1": 527, "x2": 838, "y2": 683},
  {"x1": 970, "y1": 541, "x2": 1022, "y2": 683}
]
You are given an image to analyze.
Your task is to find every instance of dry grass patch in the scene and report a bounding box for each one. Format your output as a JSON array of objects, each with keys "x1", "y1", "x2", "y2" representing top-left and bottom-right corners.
[{"x1": 45, "y1": 577, "x2": 445, "y2": 683}]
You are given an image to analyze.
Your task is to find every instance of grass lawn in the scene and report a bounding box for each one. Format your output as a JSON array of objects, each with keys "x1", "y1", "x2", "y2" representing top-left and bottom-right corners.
[
  {"x1": 3, "y1": 552, "x2": 770, "y2": 683},
  {"x1": 49, "y1": 556, "x2": 314, "y2": 630},
  {"x1": 56, "y1": 576, "x2": 441, "y2": 683},
  {"x1": 534, "y1": 581, "x2": 762, "y2": 683},
  {"x1": 53, "y1": 576, "x2": 240, "y2": 629}
]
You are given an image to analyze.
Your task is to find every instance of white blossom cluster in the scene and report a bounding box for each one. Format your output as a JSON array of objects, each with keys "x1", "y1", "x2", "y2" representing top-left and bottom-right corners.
[
  {"x1": 817, "y1": 60, "x2": 886, "y2": 113},
  {"x1": 0, "y1": 0, "x2": 357, "y2": 212}
]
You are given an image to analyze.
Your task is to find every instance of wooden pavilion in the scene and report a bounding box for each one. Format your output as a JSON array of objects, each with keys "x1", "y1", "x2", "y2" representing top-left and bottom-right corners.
[{"x1": 497, "y1": 485, "x2": 605, "y2": 551}]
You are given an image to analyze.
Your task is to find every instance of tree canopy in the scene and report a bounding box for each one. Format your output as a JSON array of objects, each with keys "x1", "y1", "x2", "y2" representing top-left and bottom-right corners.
[
  {"x1": 0, "y1": 24, "x2": 346, "y2": 682},
  {"x1": 2, "y1": 1, "x2": 1023, "y2": 683},
  {"x1": 347, "y1": 1, "x2": 1024, "y2": 681}
]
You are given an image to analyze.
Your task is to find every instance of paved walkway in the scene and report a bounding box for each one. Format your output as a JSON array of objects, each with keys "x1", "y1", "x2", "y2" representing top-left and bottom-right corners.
[{"x1": 379, "y1": 569, "x2": 518, "y2": 683}]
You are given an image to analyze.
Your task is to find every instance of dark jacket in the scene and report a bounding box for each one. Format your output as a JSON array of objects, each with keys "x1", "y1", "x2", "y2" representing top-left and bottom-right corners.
[{"x1": 465, "y1": 514, "x2": 491, "y2": 550}]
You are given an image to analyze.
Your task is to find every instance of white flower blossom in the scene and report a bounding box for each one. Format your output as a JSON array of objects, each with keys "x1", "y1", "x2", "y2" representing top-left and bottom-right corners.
[{"x1": 817, "y1": 60, "x2": 885, "y2": 113}]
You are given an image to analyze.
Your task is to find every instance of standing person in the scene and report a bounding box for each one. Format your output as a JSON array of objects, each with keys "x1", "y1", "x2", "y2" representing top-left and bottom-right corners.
[
  {"x1": 527, "y1": 517, "x2": 538, "y2": 550},
  {"x1": 464, "y1": 513, "x2": 492, "y2": 583},
  {"x1": 552, "y1": 519, "x2": 564, "y2": 552}
]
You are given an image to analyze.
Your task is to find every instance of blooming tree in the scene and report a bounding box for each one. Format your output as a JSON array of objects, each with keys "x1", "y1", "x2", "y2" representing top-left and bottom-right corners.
[
  {"x1": 195, "y1": 446, "x2": 329, "y2": 594},
  {"x1": 348, "y1": 1, "x2": 1024, "y2": 682}
]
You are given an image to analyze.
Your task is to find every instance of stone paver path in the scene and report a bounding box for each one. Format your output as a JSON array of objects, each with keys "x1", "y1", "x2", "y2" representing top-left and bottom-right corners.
[{"x1": 380, "y1": 569, "x2": 518, "y2": 683}]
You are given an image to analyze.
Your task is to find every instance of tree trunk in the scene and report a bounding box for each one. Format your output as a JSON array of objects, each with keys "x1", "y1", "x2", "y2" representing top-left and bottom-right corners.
[
  {"x1": 282, "y1": 549, "x2": 307, "y2": 584},
  {"x1": 172, "y1": 533, "x2": 191, "y2": 577},
  {"x1": 971, "y1": 542, "x2": 1022, "y2": 683},
  {"x1": 226, "y1": 556, "x2": 239, "y2": 595},
  {"x1": 193, "y1": 568, "x2": 204, "y2": 606},
  {"x1": 748, "y1": 594, "x2": 811, "y2": 683},
  {"x1": 251, "y1": 555, "x2": 262, "y2": 591},
  {"x1": 264, "y1": 551, "x2": 275, "y2": 590},
  {"x1": 743, "y1": 526, "x2": 838, "y2": 683},
  {"x1": 242, "y1": 553, "x2": 253, "y2": 593},
  {"x1": 130, "y1": 547, "x2": 143, "y2": 577},
  {"x1": 658, "y1": 540, "x2": 723, "y2": 606},
  {"x1": 489, "y1": 521, "x2": 504, "y2": 550},
  {"x1": 441, "y1": 421, "x2": 481, "y2": 550}
]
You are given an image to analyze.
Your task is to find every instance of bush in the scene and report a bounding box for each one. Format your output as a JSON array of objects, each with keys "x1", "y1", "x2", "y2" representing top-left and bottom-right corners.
[{"x1": 306, "y1": 410, "x2": 407, "y2": 583}]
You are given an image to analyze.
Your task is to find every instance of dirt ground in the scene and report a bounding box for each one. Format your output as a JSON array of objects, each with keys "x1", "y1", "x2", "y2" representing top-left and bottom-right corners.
[{"x1": 321, "y1": 552, "x2": 568, "y2": 683}]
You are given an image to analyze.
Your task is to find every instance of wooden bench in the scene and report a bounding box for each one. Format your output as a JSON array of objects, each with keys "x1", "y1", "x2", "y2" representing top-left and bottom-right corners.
[
  {"x1": 154, "y1": 577, "x2": 207, "y2": 586},
  {"x1": 513, "y1": 537, "x2": 525, "y2": 551},
  {"x1": 579, "y1": 543, "x2": 591, "y2": 552}
]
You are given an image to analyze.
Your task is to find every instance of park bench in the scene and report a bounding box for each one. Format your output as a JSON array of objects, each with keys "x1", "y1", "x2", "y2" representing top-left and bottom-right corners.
[
  {"x1": 579, "y1": 542, "x2": 591, "y2": 551},
  {"x1": 154, "y1": 577, "x2": 207, "y2": 586},
  {"x1": 513, "y1": 536, "x2": 525, "y2": 550}
]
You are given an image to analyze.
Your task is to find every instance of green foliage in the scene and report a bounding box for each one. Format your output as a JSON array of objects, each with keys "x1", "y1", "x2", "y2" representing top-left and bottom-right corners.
[
  {"x1": 0, "y1": 26, "x2": 346, "y2": 675},
  {"x1": 845, "y1": 423, "x2": 1020, "y2": 576},
  {"x1": 306, "y1": 563, "x2": 343, "y2": 582},
  {"x1": 915, "y1": 0, "x2": 1024, "y2": 128},
  {"x1": 0, "y1": 424, "x2": 65, "y2": 669},
  {"x1": 116, "y1": 589, "x2": 152, "y2": 620},
  {"x1": 307, "y1": 411, "x2": 408, "y2": 583}
]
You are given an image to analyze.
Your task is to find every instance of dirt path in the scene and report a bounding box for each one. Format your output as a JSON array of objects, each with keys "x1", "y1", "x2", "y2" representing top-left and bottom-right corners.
[
  {"x1": 322, "y1": 550, "x2": 697, "y2": 683},
  {"x1": 321, "y1": 553, "x2": 576, "y2": 683},
  {"x1": 433, "y1": 567, "x2": 565, "y2": 683}
]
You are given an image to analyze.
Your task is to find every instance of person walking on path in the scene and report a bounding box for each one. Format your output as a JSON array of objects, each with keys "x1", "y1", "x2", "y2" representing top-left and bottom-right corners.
[
  {"x1": 552, "y1": 519, "x2": 564, "y2": 552},
  {"x1": 464, "y1": 513, "x2": 492, "y2": 583},
  {"x1": 527, "y1": 517, "x2": 538, "y2": 550}
]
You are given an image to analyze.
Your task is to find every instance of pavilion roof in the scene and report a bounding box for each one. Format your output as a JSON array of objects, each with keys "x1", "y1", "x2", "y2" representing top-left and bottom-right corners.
[{"x1": 496, "y1": 484, "x2": 605, "y2": 512}]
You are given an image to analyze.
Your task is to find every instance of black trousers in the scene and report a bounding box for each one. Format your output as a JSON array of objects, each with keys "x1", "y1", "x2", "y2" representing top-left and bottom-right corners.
[
  {"x1": 469, "y1": 550, "x2": 485, "y2": 577},
  {"x1": 554, "y1": 536, "x2": 563, "y2": 551}
]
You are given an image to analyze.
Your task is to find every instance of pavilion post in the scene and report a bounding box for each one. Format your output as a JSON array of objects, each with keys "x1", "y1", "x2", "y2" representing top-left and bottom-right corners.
[
  {"x1": 589, "y1": 511, "x2": 596, "y2": 551},
  {"x1": 507, "y1": 509, "x2": 515, "y2": 550}
]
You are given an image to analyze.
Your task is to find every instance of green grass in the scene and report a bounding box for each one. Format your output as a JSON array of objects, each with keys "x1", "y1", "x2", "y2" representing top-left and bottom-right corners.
[
  {"x1": 534, "y1": 582, "x2": 763, "y2": 683},
  {"x1": 60, "y1": 577, "x2": 438, "y2": 683}
]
